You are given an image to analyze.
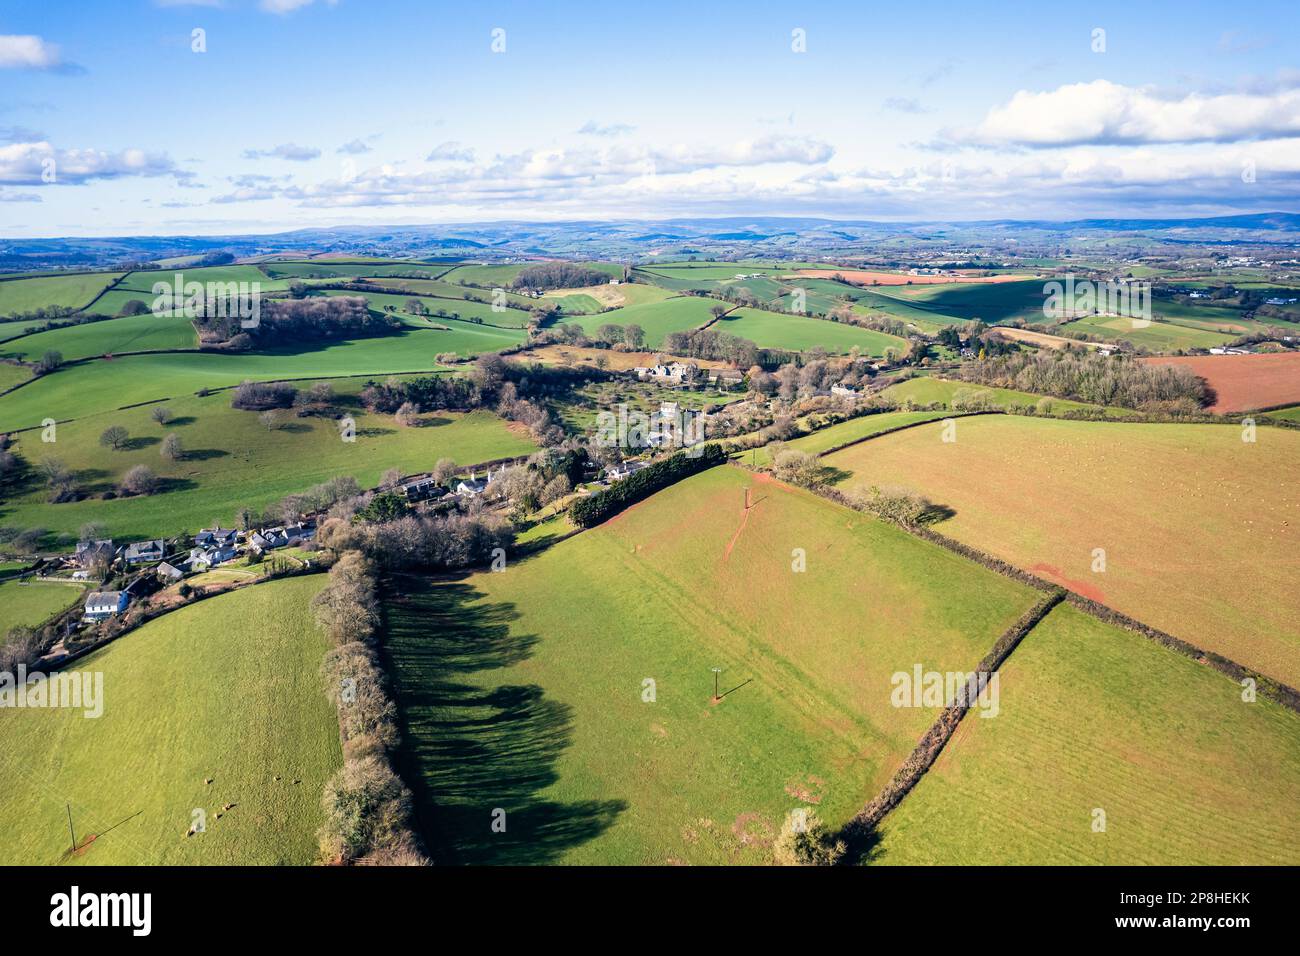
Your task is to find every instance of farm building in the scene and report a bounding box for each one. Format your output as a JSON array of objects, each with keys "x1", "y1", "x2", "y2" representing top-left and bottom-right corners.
[
  {"x1": 195, "y1": 528, "x2": 238, "y2": 548},
  {"x1": 156, "y1": 561, "x2": 184, "y2": 582},
  {"x1": 74, "y1": 539, "x2": 115, "y2": 568},
  {"x1": 400, "y1": 476, "x2": 446, "y2": 502},
  {"x1": 123, "y1": 539, "x2": 166, "y2": 565}
]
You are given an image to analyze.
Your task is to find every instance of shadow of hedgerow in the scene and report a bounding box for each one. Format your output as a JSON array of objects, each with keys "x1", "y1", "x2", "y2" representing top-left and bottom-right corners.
[{"x1": 380, "y1": 574, "x2": 625, "y2": 865}]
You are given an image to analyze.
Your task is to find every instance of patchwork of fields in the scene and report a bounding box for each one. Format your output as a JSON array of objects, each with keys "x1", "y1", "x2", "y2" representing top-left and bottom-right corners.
[{"x1": 822, "y1": 415, "x2": 1300, "y2": 687}]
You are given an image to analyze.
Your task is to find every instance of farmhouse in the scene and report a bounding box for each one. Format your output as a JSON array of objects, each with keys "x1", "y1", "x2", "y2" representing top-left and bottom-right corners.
[
  {"x1": 400, "y1": 476, "x2": 446, "y2": 502},
  {"x1": 604, "y1": 460, "x2": 648, "y2": 482},
  {"x1": 186, "y1": 543, "x2": 237, "y2": 571},
  {"x1": 831, "y1": 383, "x2": 861, "y2": 397},
  {"x1": 123, "y1": 539, "x2": 166, "y2": 565},
  {"x1": 636, "y1": 361, "x2": 699, "y2": 385},
  {"x1": 156, "y1": 561, "x2": 184, "y2": 582},
  {"x1": 83, "y1": 590, "x2": 128, "y2": 622},
  {"x1": 195, "y1": 528, "x2": 238, "y2": 548},
  {"x1": 74, "y1": 539, "x2": 116, "y2": 568},
  {"x1": 455, "y1": 468, "x2": 499, "y2": 497}
]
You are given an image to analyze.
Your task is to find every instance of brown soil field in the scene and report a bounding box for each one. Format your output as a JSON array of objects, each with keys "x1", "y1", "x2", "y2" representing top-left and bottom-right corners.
[
  {"x1": 822, "y1": 415, "x2": 1300, "y2": 687},
  {"x1": 793, "y1": 269, "x2": 1037, "y2": 286},
  {"x1": 519, "y1": 344, "x2": 730, "y2": 372},
  {"x1": 990, "y1": 326, "x2": 1102, "y2": 350},
  {"x1": 1143, "y1": 352, "x2": 1300, "y2": 413}
]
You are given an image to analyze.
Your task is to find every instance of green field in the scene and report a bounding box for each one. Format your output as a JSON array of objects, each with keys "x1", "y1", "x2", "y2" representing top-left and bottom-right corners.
[
  {"x1": 1060, "y1": 315, "x2": 1235, "y2": 350},
  {"x1": 716, "y1": 308, "x2": 908, "y2": 355},
  {"x1": 0, "y1": 579, "x2": 85, "y2": 636},
  {"x1": 0, "y1": 272, "x2": 124, "y2": 316},
  {"x1": 261, "y1": 261, "x2": 456, "y2": 281},
  {"x1": 567, "y1": 295, "x2": 719, "y2": 347},
  {"x1": 317, "y1": 287, "x2": 534, "y2": 329},
  {"x1": 0, "y1": 314, "x2": 198, "y2": 362},
  {"x1": 442, "y1": 262, "x2": 624, "y2": 289},
  {"x1": 0, "y1": 575, "x2": 341, "y2": 865},
  {"x1": 2, "y1": 384, "x2": 535, "y2": 541},
  {"x1": 0, "y1": 326, "x2": 521, "y2": 432},
  {"x1": 114, "y1": 265, "x2": 295, "y2": 294},
  {"x1": 822, "y1": 415, "x2": 1300, "y2": 687},
  {"x1": 746, "y1": 410, "x2": 953, "y2": 467},
  {"x1": 0, "y1": 362, "x2": 30, "y2": 391},
  {"x1": 867, "y1": 280, "x2": 1049, "y2": 324},
  {"x1": 877, "y1": 604, "x2": 1300, "y2": 864},
  {"x1": 879, "y1": 376, "x2": 1130, "y2": 416},
  {"x1": 384, "y1": 465, "x2": 1039, "y2": 864}
]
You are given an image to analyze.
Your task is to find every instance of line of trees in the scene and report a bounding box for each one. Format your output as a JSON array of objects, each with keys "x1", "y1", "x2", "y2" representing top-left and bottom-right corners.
[
  {"x1": 312, "y1": 552, "x2": 426, "y2": 865},
  {"x1": 569, "y1": 444, "x2": 726, "y2": 528},
  {"x1": 511, "y1": 262, "x2": 612, "y2": 291},
  {"x1": 958, "y1": 350, "x2": 1207, "y2": 410}
]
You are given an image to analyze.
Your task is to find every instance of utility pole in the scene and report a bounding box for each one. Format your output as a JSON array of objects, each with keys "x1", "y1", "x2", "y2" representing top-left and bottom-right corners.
[{"x1": 712, "y1": 667, "x2": 722, "y2": 702}]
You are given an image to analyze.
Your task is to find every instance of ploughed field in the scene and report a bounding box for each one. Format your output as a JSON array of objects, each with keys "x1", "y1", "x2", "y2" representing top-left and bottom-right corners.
[{"x1": 822, "y1": 415, "x2": 1300, "y2": 687}]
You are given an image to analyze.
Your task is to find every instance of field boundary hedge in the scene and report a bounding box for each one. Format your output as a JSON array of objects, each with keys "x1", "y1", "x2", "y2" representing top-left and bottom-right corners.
[
  {"x1": 569, "y1": 443, "x2": 727, "y2": 527},
  {"x1": 840, "y1": 589, "x2": 1065, "y2": 849}
]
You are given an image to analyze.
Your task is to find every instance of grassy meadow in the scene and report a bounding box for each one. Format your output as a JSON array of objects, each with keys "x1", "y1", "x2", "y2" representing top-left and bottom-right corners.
[
  {"x1": 2, "y1": 383, "x2": 535, "y2": 542},
  {"x1": 744, "y1": 410, "x2": 952, "y2": 467},
  {"x1": 877, "y1": 604, "x2": 1300, "y2": 864},
  {"x1": 0, "y1": 313, "x2": 199, "y2": 362},
  {"x1": 566, "y1": 295, "x2": 719, "y2": 347},
  {"x1": 822, "y1": 415, "x2": 1300, "y2": 687},
  {"x1": 715, "y1": 308, "x2": 907, "y2": 355},
  {"x1": 383, "y1": 465, "x2": 1040, "y2": 864},
  {"x1": 0, "y1": 272, "x2": 124, "y2": 316},
  {"x1": 0, "y1": 578, "x2": 85, "y2": 636},
  {"x1": 879, "y1": 376, "x2": 1131, "y2": 417},
  {"x1": 0, "y1": 575, "x2": 341, "y2": 865}
]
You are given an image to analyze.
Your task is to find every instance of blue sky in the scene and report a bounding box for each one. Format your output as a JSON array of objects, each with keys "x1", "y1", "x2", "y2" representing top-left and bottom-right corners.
[{"x1": 2, "y1": 0, "x2": 1299, "y2": 235}]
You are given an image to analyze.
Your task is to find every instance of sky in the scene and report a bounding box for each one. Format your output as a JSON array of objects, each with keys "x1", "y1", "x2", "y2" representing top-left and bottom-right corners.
[{"x1": 1, "y1": 0, "x2": 1299, "y2": 237}]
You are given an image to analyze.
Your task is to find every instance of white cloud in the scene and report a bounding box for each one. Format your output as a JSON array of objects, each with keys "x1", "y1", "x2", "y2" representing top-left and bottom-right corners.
[
  {"x1": 260, "y1": 0, "x2": 337, "y2": 14},
  {"x1": 242, "y1": 143, "x2": 321, "y2": 161},
  {"x1": 426, "y1": 141, "x2": 475, "y2": 162},
  {"x1": 956, "y1": 79, "x2": 1300, "y2": 147},
  {"x1": 578, "y1": 121, "x2": 635, "y2": 137},
  {"x1": 0, "y1": 141, "x2": 184, "y2": 185},
  {"x1": 337, "y1": 139, "x2": 372, "y2": 155},
  {"x1": 0, "y1": 35, "x2": 64, "y2": 70}
]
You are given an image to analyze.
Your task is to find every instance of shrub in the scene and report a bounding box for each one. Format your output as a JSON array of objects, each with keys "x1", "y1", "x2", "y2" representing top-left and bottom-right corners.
[
  {"x1": 772, "y1": 810, "x2": 846, "y2": 866},
  {"x1": 569, "y1": 444, "x2": 726, "y2": 528},
  {"x1": 160, "y1": 433, "x2": 184, "y2": 461},
  {"x1": 119, "y1": 464, "x2": 160, "y2": 496},
  {"x1": 99, "y1": 425, "x2": 129, "y2": 450}
]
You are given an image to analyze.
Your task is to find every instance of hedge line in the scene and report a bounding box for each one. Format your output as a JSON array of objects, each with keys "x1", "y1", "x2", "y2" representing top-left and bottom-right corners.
[{"x1": 569, "y1": 444, "x2": 727, "y2": 528}]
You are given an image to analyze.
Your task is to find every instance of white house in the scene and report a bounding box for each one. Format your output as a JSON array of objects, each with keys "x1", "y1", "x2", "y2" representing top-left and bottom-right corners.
[
  {"x1": 83, "y1": 590, "x2": 128, "y2": 622},
  {"x1": 456, "y1": 467, "x2": 499, "y2": 497},
  {"x1": 830, "y1": 383, "x2": 860, "y2": 397},
  {"x1": 156, "y1": 561, "x2": 184, "y2": 582},
  {"x1": 604, "y1": 460, "x2": 648, "y2": 482},
  {"x1": 186, "y1": 544, "x2": 237, "y2": 571}
]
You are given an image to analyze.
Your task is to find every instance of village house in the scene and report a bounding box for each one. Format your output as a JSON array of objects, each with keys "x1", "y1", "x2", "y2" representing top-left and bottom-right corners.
[
  {"x1": 604, "y1": 460, "x2": 648, "y2": 482},
  {"x1": 400, "y1": 476, "x2": 446, "y2": 502},
  {"x1": 74, "y1": 539, "x2": 116, "y2": 568},
  {"x1": 186, "y1": 543, "x2": 237, "y2": 571},
  {"x1": 707, "y1": 368, "x2": 745, "y2": 389},
  {"x1": 194, "y1": 528, "x2": 238, "y2": 548},
  {"x1": 156, "y1": 561, "x2": 185, "y2": 583},
  {"x1": 123, "y1": 539, "x2": 166, "y2": 565},
  {"x1": 83, "y1": 590, "x2": 129, "y2": 622},
  {"x1": 455, "y1": 466, "x2": 499, "y2": 497},
  {"x1": 634, "y1": 361, "x2": 699, "y2": 385},
  {"x1": 830, "y1": 383, "x2": 861, "y2": 397}
]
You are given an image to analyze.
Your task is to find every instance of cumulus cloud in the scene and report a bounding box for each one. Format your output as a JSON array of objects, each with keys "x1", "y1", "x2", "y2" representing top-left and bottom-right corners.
[
  {"x1": 0, "y1": 35, "x2": 70, "y2": 71},
  {"x1": 955, "y1": 79, "x2": 1300, "y2": 147},
  {"x1": 242, "y1": 143, "x2": 321, "y2": 161},
  {"x1": 883, "y1": 97, "x2": 928, "y2": 114},
  {"x1": 0, "y1": 141, "x2": 185, "y2": 185},
  {"x1": 337, "y1": 139, "x2": 373, "y2": 155},
  {"x1": 426, "y1": 141, "x2": 475, "y2": 162},
  {"x1": 578, "y1": 121, "x2": 635, "y2": 137}
]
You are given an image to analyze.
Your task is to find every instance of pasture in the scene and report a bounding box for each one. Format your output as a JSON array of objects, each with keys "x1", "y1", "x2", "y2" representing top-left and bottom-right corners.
[
  {"x1": 383, "y1": 465, "x2": 1040, "y2": 864},
  {"x1": 744, "y1": 409, "x2": 952, "y2": 467},
  {"x1": 566, "y1": 296, "x2": 718, "y2": 347},
  {"x1": 0, "y1": 313, "x2": 198, "y2": 362},
  {"x1": 2, "y1": 384, "x2": 535, "y2": 541},
  {"x1": 0, "y1": 575, "x2": 341, "y2": 865},
  {"x1": 0, "y1": 326, "x2": 518, "y2": 432},
  {"x1": 822, "y1": 415, "x2": 1300, "y2": 687},
  {"x1": 0, "y1": 272, "x2": 124, "y2": 316},
  {"x1": 1061, "y1": 315, "x2": 1234, "y2": 351},
  {"x1": 877, "y1": 604, "x2": 1300, "y2": 864},
  {"x1": 0, "y1": 578, "x2": 85, "y2": 636},
  {"x1": 878, "y1": 376, "x2": 1129, "y2": 416},
  {"x1": 714, "y1": 308, "x2": 906, "y2": 355}
]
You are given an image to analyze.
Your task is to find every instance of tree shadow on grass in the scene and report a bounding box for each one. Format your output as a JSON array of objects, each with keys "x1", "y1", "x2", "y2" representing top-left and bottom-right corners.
[
  {"x1": 381, "y1": 575, "x2": 625, "y2": 865},
  {"x1": 181, "y1": 448, "x2": 229, "y2": 462},
  {"x1": 166, "y1": 416, "x2": 197, "y2": 427},
  {"x1": 121, "y1": 436, "x2": 159, "y2": 451}
]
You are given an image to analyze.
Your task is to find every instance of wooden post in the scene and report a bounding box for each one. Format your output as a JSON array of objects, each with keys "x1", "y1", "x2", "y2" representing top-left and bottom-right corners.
[{"x1": 66, "y1": 804, "x2": 76, "y2": 852}]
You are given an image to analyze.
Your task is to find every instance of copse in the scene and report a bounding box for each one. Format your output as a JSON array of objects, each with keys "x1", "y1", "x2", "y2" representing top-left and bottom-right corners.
[
  {"x1": 511, "y1": 262, "x2": 611, "y2": 291},
  {"x1": 569, "y1": 444, "x2": 727, "y2": 528},
  {"x1": 959, "y1": 350, "x2": 1206, "y2": 410}
]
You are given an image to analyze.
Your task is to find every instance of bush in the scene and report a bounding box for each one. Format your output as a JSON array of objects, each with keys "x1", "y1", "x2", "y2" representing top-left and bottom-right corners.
[
  {"x1": 160, "y1": 433, "x2": 184, "y2": 461},
  {"x1": 772, "y1": 810, "x2": 846, "y2": 866},
  {"x1": 569, "y1": 444, "x2": 726, "y2": 528},
  {"x1": 119, "y1": 464, "x2": 160, "y2": 496},
  {"x1": 231, "y1": 380, "x2": 297, "y2": 410},
  {"x1": 317, "y1": 756, "x2": 415, "y2": 864}
]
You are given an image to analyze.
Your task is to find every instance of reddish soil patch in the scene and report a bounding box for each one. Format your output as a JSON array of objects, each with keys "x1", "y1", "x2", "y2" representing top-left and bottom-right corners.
[
  {"x1": 1029, "y1": 562, "x2": 1106, "y2": 604},
  {"x1": 1143, "y1": 352, "x2": 1300, "y2": 413},
  {"x1": 731, "y1": 813, "x2": 775, "y2": 847},
  {"x1": 783, "y1": 774, "x2": 826, "y2": 804},
  {"x1": 793, "y1": 269, "x2": 1035, "y2": 286}
]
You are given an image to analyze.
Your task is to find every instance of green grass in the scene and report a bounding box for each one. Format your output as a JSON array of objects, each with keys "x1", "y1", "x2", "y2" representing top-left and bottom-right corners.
[
  {"x1": 0, "y1": 273, "x2": 125, "y2": 316},
  {"x1": 715, "y1": 308, "x2": 907, "y2": 355},
  {"x1": 442, "y1": 262, "x2": 625, "y2": 289},
  {"x1": 0, "y1": 575, "x2": 342, "y2": 865},
  {"x1": 863, "y1": 280, "x2": 1049, "y2": 324},
  {"x1": 0, "y1": 326, "x2": 521, "y2": 432},
  {"x1": 1060, "y1": 315, "x2": 1235, "y2": 350},
  {"x1": 876, "y1": 604, "x2": 1300, "y2": 864},
  {"x1": 0, "y1": 314, "x2": 198, "y2": 362},
  {"x1": 0, "y1": 362, "x2": 30, "y2": 392},
  {"x1": 114, "y1": 265, "x2": 294, "y2": 294},
  {"x1": 261, "y1": 261, "x2": 456, "y2": 281},
  {"x1": 317, "y1": 287, "x2": 533, "y2": 328},
  {"x1": 879, "y1": 377, "x2": 1130, "y2": 416},
  {"x1": 0, "y1": 578, "x2": 85, "y2": 636},
  {"x1": 384, "y1": 465, "x2": 1039, "y2": 864},
  {"x1": 745, "y1": 410, "x2": 952, "y2": 467},
  {"x1": 2, "y1": 384, "x2": 536, "y2": 541},
  {"x1": 1266, "y1": 404, "x2": 1300, "y2": 423},
  {"x1": 566, "y1": 296, "x2": 718, "y2": 347}
]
